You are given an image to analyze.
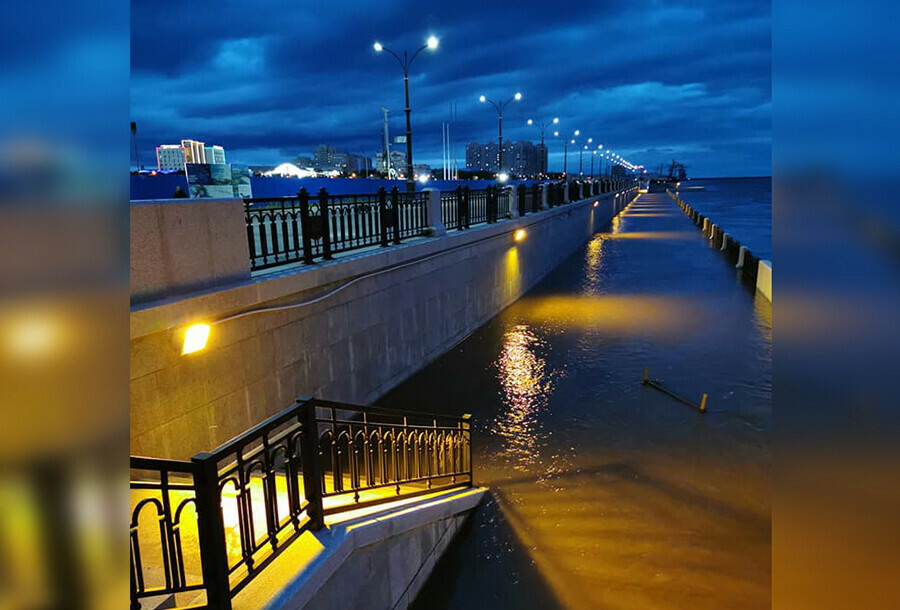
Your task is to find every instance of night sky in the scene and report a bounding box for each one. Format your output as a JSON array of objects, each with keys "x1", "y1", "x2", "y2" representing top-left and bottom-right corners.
[{"x1": 131, "y1": 0, "x2": 770, "y2": 177}]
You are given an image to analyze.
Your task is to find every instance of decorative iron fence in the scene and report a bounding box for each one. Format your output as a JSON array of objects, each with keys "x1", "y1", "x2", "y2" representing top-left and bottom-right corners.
[
  {"x1": 244, "y1": 187, "x2": 429, "y2": 271},
  {"x1": 130, "y1": 397, "x2": 472, "y2": 610},
  {"x1": 130, "y1": 457, "x2": 205, "y2": 609},
  {"x1": 243, "y1": 181, "x2": 633, "y2": 273}
]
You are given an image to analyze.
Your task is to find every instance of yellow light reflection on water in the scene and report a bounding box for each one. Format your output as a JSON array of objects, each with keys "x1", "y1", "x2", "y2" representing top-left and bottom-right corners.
[
  {"x1": 493, "y1": 325, "x2": 554, "y2": 471},
  {"x1": 517, "y1": 295, "x2": 701, "y2": 337},
  {"x1": 584, "y1": 236, "x2": 606, "y2": 295}
]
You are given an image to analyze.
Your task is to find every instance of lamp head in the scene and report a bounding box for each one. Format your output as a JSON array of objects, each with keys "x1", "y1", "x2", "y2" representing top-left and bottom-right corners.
[
  {"x1": 479, "y1": 95, "x2": 486, "y2": 103},
  {"x1": 553, "y1": 117, "x2": 559, "y2": 124},
  {"x1": 527, "y1": 119, "x2": 533, "y2": 125},
  {"x1": 574, "y1": 129, "x2": 580, "y2": 136},
  {"x1": 426, "y1": 36, "x2": 439, "y2": 50},
  {"x1": 587, "y1": 138, "x2": 593, "y2": 143},
  {"x1": 553, "y1": 131, "x2": 559, "y2": 137},
  {"x1": 373, "y1": 42, "x2": 383, "y2": 52},
  {"x1": 514, "y1": 92, "x2": 522, "y2": 101}
]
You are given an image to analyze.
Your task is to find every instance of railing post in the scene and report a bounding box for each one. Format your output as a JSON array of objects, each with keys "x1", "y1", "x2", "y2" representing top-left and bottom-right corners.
[
  {"x1": 390, "y1": 186, "x2": 402, "y2": 244},
  {"x1": 462, "y1": 186, "x2": 471, "y2": 229},
  {"x1": 298, "y1": 188, "x2": 314, "y2": 264},
  {"x1": 378, "y1": 187, "x2": 389, "y2": 247},
  {"x1": 462, "y1": 414, "x2": 473, "y2": 486},
  {"x1": 516, "y1": 184, "x2": 525, "y2": 217},
  {"x1": 318, "y1": 188, "x2": 333, "y2": 260},
  {"x1": 487, "y1": 185, "x2": 497, "y2": 223},
  {"x1": 298, "y1": 399, "x2": 326, "y2": 530},
  {"x1": 191, "y1": 453, "x2": 233, "y2": 610},
  {"x1": 455, "y1": 186, "x2": 464, "y2": 231}
]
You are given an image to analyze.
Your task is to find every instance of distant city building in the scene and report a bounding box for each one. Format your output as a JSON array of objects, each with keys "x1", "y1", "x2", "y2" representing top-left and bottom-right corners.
[
  {"x1": 292, "y1": 156, "x2": 314, "y2": 168},
  {"x1": 181, "y1": 139, "x2": 206, "y2": 164},
  {"x1": 376, "y1": 150, "x2": 407, "y2": 176},
  {"x1": 204, "y1": 145, "x2": 226, "y2": 164},
  {"x1": 412, "y1": 164, "x2": 431, "y2": 178},
  {"x1": 156, "y1": 139, "x2": 227, "y2": 170},
  {"x1": 465, "y1": 140, "x2": 544, "y2": 176},
  {"x1": 313, "y1": 145, "x2": 336, "y2": 170},
  {"x1": 155, "y1": 145, "x2": 186, "y2": 171}
]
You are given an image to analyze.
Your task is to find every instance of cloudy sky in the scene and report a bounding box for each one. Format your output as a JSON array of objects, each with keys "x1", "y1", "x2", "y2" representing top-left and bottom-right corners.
[{"x1": 131, "y1": 0, "x2": 770, "y2": 177}]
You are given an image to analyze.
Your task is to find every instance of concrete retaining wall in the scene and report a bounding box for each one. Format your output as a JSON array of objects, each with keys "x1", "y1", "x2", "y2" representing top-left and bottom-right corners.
[
  {"x1": 131, "y1": 198, "x2": 251, "y2": 304},
  {"x1": 131, "y1": 187, "x2": 636, "y2": 458}
]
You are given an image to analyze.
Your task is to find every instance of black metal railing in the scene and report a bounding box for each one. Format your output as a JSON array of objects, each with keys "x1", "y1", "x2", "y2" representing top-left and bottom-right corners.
[
  {"x1": 130, "y1": 397, "x2": 472, "y2": 609},
  {"x1": 244, "y1": 187, "x2": 429, "y2": 271},
  {"x1": 130, "y1": 457, "x2": 205, "y2": 609}
]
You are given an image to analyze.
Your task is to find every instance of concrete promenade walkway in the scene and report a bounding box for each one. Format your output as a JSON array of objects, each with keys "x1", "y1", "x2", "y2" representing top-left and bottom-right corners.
[{"x1": 384, "y1": 192, "x2": 772, "y2": 610}]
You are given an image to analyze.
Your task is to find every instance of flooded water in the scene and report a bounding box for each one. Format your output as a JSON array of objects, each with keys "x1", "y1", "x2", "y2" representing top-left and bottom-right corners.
[
  {"x1": 379, "y1": 192, "x2": 772, "y2": 609},
  {"x1": 674, "y1": 177, "x2": 772, "y2": 260}
]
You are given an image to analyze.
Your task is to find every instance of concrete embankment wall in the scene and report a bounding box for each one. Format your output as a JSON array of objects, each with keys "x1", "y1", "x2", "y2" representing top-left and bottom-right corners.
[
  {"x1": 667, "y1": 190, "x2": 772, "y2": 302},
  {"x1": 233, "y1": 488, "x2": 487, "y2": 610},
  {"x1": 131, "y1": 186, "x2": 636, "y2": 458}
]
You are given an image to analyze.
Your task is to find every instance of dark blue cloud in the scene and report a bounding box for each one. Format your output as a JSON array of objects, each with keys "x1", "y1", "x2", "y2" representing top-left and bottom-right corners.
[{"x1": 131, "y1": 0, "x2": 770, "y2": 177}]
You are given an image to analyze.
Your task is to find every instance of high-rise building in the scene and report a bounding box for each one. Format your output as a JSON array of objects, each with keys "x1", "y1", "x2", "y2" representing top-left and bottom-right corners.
[
  {"x1": 156, "y1": 140, "x2": 227, "y2": 170},
  {"x1": 313, "y1": 145, "x2": 336, "y2": 170},
  {"x1": 181, "y1": 139, "x2": 206, "y2": 164},
  {"x1": 203, "y1": 145, "x2": 226, "y2": 164},
  {"x1": 466, "y1": 140, "x2": 543, "y2": 176},
  {"x1": 155, "y1": 145, "x2": 186, "y2": 171}
]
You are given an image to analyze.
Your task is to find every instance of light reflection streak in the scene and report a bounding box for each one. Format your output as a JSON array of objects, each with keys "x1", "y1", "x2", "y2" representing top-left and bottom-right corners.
[
  {"x1": 492, "y1": 325, "x2": 555, "y2": 471},
  {"x1": 584, "y1": 236, "x2": 606, "y2": 295}
]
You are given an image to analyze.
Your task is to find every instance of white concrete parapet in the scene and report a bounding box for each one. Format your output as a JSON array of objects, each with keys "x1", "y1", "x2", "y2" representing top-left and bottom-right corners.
[
  {"x1": 424, "y1": 188, "x2": 447, "y2": 237},
  {"x1": 736, "y1": 245, "x2": 749, "y2": 269},
  {"x1": 756, "y1": 260, "x2": 772, "y2": 301},
  {"x1": 507, "y1": 185, "x2": 519, "y2": 219}
]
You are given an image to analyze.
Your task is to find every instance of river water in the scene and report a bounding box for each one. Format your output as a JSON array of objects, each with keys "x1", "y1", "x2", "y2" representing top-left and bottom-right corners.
[
  {"x1": 673, "y1": 177, "x2": 772, "y2": 260},
  {"x1": 378, "y1": 190, "x2": 772, "y2": 609}
]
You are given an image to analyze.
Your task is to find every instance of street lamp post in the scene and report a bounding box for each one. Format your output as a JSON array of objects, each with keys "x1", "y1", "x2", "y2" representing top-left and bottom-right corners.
[
  {"x1": 526, "y1": 117, "x2": 558, "y2": 177},
  {"x1": 480, "y1": 92, "x2": 522, "y2": 175},
  {"x1": 563, "y1": 130, "x2": 579, "y2": 178},
  {"x1": 374, "y1": 35, "x2": 439, "y2": 191},
  {"x1": 579, "y1": 137, "x2": 593, "y2": 177}
]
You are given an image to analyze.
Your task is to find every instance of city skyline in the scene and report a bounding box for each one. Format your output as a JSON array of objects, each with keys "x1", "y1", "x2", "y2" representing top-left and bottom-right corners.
[{"x1": 131, "y1": 0, "x2": 770, "y2": 177}]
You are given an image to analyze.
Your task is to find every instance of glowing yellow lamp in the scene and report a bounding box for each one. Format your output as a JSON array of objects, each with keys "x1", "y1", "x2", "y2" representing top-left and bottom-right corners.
[
  {"x1": 593, "y1": 201, "x2": 599, "y2": 207},
  {"x1": 513, "y1": 229, "x2": 527, "y2": 242},
  {"x1": 182, "y1": 323, "x2": 211, "y2": 355}
]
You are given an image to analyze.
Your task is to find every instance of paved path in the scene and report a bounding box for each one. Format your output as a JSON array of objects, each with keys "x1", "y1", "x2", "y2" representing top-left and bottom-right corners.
[{"x1": 386, "y1": 192, "x2": 771, "y2": 610}]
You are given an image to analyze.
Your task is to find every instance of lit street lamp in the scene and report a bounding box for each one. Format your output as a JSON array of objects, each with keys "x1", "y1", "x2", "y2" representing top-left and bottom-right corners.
[
  {"x1": 373, "y1": 35, "x2": 439, "y2": 190},
  {"x1": 563, "y1": 129, "x2": 579, "y2": 178},
  {"x1": 526, "y1": 116, "x2": 558, "y2": 177},
  {"x1": 479, "y1": 92, "x2": 522, "y2": 175}
]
